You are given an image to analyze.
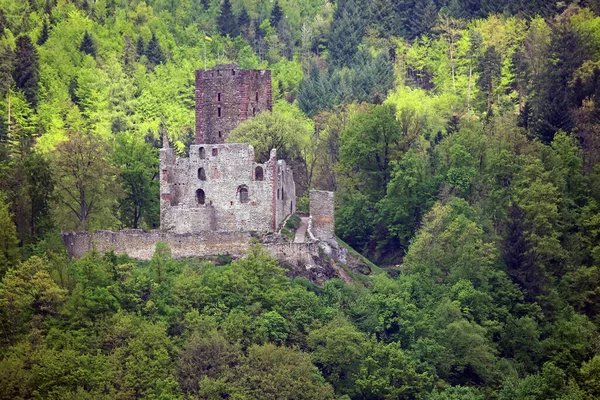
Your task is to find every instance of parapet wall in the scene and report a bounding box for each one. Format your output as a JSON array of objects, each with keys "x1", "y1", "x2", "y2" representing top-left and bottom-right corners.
[
  {"x1": 62, "y1": 230, "x2": 253, "y2": 260},
  {"x1": 62, "y1": 230, "x2": 321, "y2": 263}
]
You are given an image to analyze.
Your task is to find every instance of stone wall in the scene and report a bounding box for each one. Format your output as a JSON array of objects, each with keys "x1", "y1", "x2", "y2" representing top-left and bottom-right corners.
[
  {"x1": 62, "y1": 230, "x2": 253, "y2": 260},
  {"x1": 62, "y1": 230, "x2": 320, "y2": 266},
  {"x1": 195, "y1": 64, "x2": 272, "y2": 145},
  {"x1": 160, "y1": 143, "x2": 295, "y2": 233},
  {"x1": 310, "y1": 190, "x2": 335, "y2": 241}
]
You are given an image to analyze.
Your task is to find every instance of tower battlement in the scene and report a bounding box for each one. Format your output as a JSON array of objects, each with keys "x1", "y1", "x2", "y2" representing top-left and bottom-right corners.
[{"x1": 195, "y1": 63, "x2": 272, "y2": 144}]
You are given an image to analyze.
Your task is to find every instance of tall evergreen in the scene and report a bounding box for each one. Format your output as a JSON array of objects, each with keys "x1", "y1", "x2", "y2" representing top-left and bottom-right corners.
[
  {"x1": 0, "y1": 43, "x2": 14, "y2": 95},
  {"x1": 13, "y1": 36, "x2": 39, "y2": 107},
  {"x1": 79, "y1": 30, "x2": 96, "y2": 57},
  {"x1": 328, "y1": 0, "x2": 367, "y2": 67},
  {"x1": 145, "y1": 32, "x2": 165, "y2": 70},
  {"x1": 136, "y1": 36, "x2": 145, "y2": 60},
  {"x1": 238, "y1": 6, "x2": 250, "y2": 39},
  {"x1": 369, "y1": 0, "x2": 401, "y2": 38},
  {"x1": 0, "y1": 9, "x2": 7, "y2": 37},
  {"x1": 270, "y1": 0, "x2": 283, "y2": 28},
  {"x1": 531, "y1": 22, "x2": 587, "y2": 143},
  {"x1": 37, "y1": 19, "x2": 49, "y2": 46},
  {"x1": 218, "y1": 0, "x2": 237, "y2": 37}
]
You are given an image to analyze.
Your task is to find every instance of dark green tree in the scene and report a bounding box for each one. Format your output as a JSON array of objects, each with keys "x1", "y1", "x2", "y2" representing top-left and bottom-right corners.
[
  {"x1": 328, "y1": 0, "x2": 367, "y2": 67},
  {"x1": 238, "y1": 6, "x2": 250, "y2": 39},
  {"x1": 79, "y1": 30, "x2": 96, "y2": 57},
  {"x1": 23, "y1": 152, "x2": 54, "y2": 240},
  {"x1": 218, "y1": 0, "x2": 237, "y2": 38},
  {"x1": 145, "y1": 32, "x2": 165, "y2": 70},
  {"x1": 37, "y1": 19, "x2": 49, "y2": 46},
  {"x1": 270, "y1": 0, "x2": 283, "y2": 28},
  {"x1": 113, "y1": 134, "x2": 159, "y2": 229},
  {"x1": 136, "y1": 35, "x2": 145, "y2": 59},
  {"x1": 13, "y1": 36, "x2": 39, "y2": 107},
  {"x1": 478, "y1": 45, "x2": 502, "y2": 112},
  {"x1": 369, "y1": 0, "x2": 401, "y2": 38}
]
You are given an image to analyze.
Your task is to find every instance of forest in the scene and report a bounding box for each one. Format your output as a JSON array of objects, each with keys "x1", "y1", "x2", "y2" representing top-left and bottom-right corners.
[{"x1": 3, "y1": 0, "x2": 600, "y2": 398}]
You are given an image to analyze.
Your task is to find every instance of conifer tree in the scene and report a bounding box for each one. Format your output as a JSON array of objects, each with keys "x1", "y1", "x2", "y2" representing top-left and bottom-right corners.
[
  {"x1": 0, "y1": 192, "x2": 19, "y2": 278},
  {"x1": 37, "y1": 19, "x2": 49, "y2": 46},
  {"x1": 270, "y1": 0, "x2": 283, "y2": 28},
  {"x1": 13, "y1": 36, "x2": 39, "y2": 107},
  {"x1": 201, "y1": 0, "x2": 210, "y2": 10},
  {"x1": 0, "y1": 10, "x2": 7, "y2": 37},
  {"x1": 369, "y1": 0, "x2": 401, "y2": 38},
  {"x1": 218, "y1": 0, "x2": 237, "y2": 37},
  {"x1": 79, "y1": 30, "x2": 96, "y2": 57},
  {"x1": 328, "y1": 0, "x2": 367, "y2": 67},
  {"x1": 136, "y1": 36, "x2": 145, "y2": 60},
  {"x1": 238, "y1": 6, "x2": 250, "y2": 39},
  {"x1": 122, "y1": 35, "x2": 136, "y2": 74},
  {"x1": 145, "y1": 32, "x2": 165, "y2": 70}
]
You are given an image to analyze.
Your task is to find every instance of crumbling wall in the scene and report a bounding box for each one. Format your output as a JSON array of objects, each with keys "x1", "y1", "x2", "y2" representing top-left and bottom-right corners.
[
  {"x1": 63, "y1": 230, "x2": 253, "y2": 260},
  {"x1": 160, "y1": 143, "x2": 276, "y2": 233},
  {"x1": 310, "y1": 190, "x2": 335, "y2": 241},
  {"x1": 195, "y1": 64, "x2": 272, "y2": 144}
]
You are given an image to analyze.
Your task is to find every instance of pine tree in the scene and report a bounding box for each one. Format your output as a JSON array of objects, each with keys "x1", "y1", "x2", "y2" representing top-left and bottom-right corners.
[
  {"x1": 37, "y1": 19, "x2": 49, "y2": 46},
  {"x1": 201, "y1": 0, "x2": 210, "y2": 10},
  {"x1": 0, "y1": 42, "x2": 14, "y2": 95},
  {"x1": 270, "y1": 0, "x2": 283, "y2": 28},
  {"x1": 145, "y1": 32, "x2": 165, "y2": 70},
  {"x1": 136, "y1": 36, "x2": 145, "y2": 60},
  {"x1": 0, "y1": 192, "x2": 19, "y2": 278},
  {"x1": 13, "y1": 36, "x2": 39, "y2": 107},
  {"x1": 122, "y1": 35, "x2": 136, "y2": 75},
  {"x1": 369, "y1": 0, "x2": 401, "y2": 38},
  {"x1": 0, "y1": 10, "x2": 7, "y2": 37},
  {"x1": 218, "y1": 0, "x2": 237, "y2": 37},
  {"x1": 238, "y1": 6, "x2": 251, "y2": 39},
  {"x1": 79, "y1": 30, "x2": 96, "y2": 57},
  {"x1": 328, "y1": 0, "x2": 367, "y2": 67},
  {"x1": 478, "y1": 45, "x2": 502, "y2": 112}
]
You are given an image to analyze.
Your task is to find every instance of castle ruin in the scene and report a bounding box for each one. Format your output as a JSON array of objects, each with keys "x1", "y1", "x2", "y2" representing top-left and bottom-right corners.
[
  {"x1": 62, "y1": 64, "x2": 349, "y2": 283},
  {"x1": 160, "y1": 63, "x2": 295, "y2": 234}
]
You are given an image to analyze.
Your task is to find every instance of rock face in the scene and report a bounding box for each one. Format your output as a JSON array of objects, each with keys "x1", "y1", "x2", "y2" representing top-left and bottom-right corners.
[{"x1": 195, "y1": 63, "x2": 272, "y2": 145}]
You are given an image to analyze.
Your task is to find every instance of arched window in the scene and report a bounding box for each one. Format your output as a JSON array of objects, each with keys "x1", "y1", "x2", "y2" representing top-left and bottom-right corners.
[
  {"x1": 238, "y1": 186, "x2": 249, "y2": 203},
  {"x1": 196, "y1": 189, "x2": 205, "y2": 205},
  {"x1": 198, "y1": 167, "x2": 206, "y2": 181},
  {"x1": 255, "y1": 166, "x2": 264, "y2": 181},
  {"x1": 218, "y1": 131, "x2": 222, "y2": 138},
  {"x1": 199, "y1": 147, "x2": 205, "y2": 158}
]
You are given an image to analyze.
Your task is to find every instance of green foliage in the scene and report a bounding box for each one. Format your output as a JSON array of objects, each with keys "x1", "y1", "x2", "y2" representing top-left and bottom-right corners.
[
  {"x1": 0, "y1": 192, "x2": 18, "y2": 276},
  {"x1": 79, "y1": 30, "x2": 96, "y2": 57}
]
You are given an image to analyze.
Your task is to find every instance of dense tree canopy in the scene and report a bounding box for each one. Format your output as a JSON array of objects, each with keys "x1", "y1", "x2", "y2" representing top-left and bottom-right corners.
[{"x1": 1, "y1": 0, "x2": 600, "y2": 398}]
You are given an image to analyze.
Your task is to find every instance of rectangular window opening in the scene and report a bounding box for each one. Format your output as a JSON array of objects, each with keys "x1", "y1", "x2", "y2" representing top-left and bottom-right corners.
[{"x1": 218, "y1": 107, "x2": 222, "y2": 117}]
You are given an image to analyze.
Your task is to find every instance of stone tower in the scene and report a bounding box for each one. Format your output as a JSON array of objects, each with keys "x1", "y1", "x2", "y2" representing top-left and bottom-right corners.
[{"x1": 195, "y1": 63, "x2": 273, "y2": 144}]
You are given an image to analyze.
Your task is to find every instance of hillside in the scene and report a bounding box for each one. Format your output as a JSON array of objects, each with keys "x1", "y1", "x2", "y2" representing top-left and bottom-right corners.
[{"x1": 2, "y1": 0, "x2": 600, "y2": 399}]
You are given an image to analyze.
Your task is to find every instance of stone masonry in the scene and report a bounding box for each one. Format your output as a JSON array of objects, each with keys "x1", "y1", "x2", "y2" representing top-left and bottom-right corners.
[
  {"x1": 161, "y1": 64, "x2": 294, "y2": 234},
  {"x1": 310, "y1": 190, "x2": 335, "y2": 241},
  {"x1": 195, "y1": 63, "x2": 272, "y2": 144},
  {"x1": 62, "y1": 65, "x2": 346, "y2": 284}
]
